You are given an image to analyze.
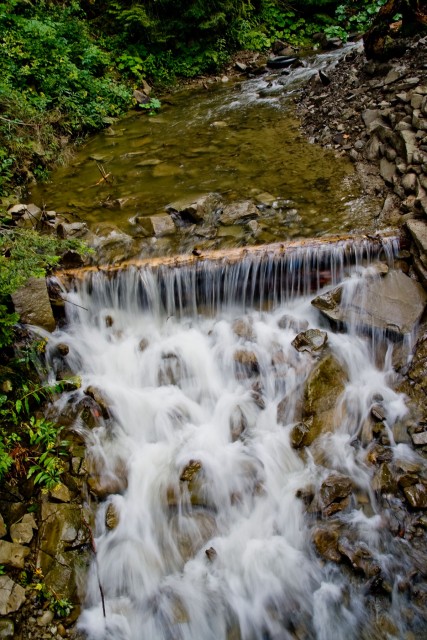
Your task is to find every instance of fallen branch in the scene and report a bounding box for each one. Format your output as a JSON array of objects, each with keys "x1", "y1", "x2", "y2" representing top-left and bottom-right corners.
[{"x1": 95, "y1": 162, "x2": 113, "y2": 185}]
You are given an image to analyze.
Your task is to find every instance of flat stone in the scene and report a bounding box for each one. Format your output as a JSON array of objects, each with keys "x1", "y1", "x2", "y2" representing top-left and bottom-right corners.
[
  {"x1": 219, "y1": 201, "x2": 259, "y2": 225},
  {"x1": 137, "y1": 214, "x2": 175, "y2": 237},
  {"x1": 11, "y1": 277, "x2": 56, "y2": 332},
  {"x1": 0, "y1": 576, "x2": 26, "y2": 615},
  {"x1": 0, "y1": 541, "x2": 30, "y2": 568}
]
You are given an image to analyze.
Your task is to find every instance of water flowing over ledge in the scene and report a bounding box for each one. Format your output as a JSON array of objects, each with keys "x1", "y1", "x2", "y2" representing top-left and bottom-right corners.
[{"x1": 43, "y1": 227, "x2": 427, "y2": 640}]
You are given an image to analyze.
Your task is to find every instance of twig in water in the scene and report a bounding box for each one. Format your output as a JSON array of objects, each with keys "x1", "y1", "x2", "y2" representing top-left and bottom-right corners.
[{"x1": 95, "y1": 162, "x2": 113, "y2": 185}]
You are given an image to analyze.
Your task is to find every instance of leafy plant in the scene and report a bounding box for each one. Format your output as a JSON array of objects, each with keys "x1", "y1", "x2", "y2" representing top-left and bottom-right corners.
[
  {"x1": 29, "y1": 568, "x2": 74, "y2": 618},
  {"x1": 139, "y1": 97, "x2": 161, "y2": 115}
]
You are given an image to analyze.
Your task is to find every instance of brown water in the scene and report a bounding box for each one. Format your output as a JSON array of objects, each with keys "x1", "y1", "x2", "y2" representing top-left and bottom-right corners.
[{"x1": 32, "y1": 49, "x2": 378, "y2": 255}]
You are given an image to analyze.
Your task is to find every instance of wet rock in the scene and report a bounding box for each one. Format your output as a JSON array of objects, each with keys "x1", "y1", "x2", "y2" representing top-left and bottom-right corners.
[
  {"x1": 219, "y1": 201, "x2": 259, "y2": 226},
  {"x1": 137, "y1": 214, "x2": 176, "y2": 237},
  {"x1": 9, "y1": 203, "x2": 42, "y2": 228},
  {"x1": 403, "y1": 483, "x2": 427, "y2": 508},
  {"x1": 105, "y1": 503, "x2": 120, "y2": 530},
  {"x1": 171, "y1": 509, "x2": 216, "y2": 560},
  {"x1": 290, "y1": 420, "x2": 313, "y2": 448},
  {"x1": 372, "y1": 462, "x2": 398, "y2": 494},
  {"x1": 56, "y1": 343, "x2": 70, "y2": 356},
  {"x1": 233, "y1": 349, "x2": 260, "y2": 378},
  {"x1": 38, "y1": 502, "x2": 90, "y2": 601},
  {"x1": 320, "y1": 474, "x2": 353, "y2": 516},
  {"x1": 84, "y1": 386, "x2": 111, "y2": 420},
  {"x1": 337, "y1": 537, "x2": 380, "y2": 577},
  {"x1": 230, "y1": 407, "x2": 247, "y2": 442},
  {"x1": 0, "y1": 576, "x2": 26, "y2": 615},
  {"x1": 291, "y1": 328, "x2": 328, "y2": 353},
  {"x1": 205, "y1": 546, "x2": 217, "y2": 561},
  {"x1": 232, "y1": 318, "x2": 255, "y2": 341},
  {"x1": 87, "y1": 459, "x2": 128, "y2": 499},
  {"x1": 312, "y1": 525, "x2": 341, "y2": 562},
  {"x1": 277, "y1": 315, "x2": 309, "y2": 332},
  {"x1": 371, "y1": 404, "x2": 386, "y2": 422},
  {"x1": 180, "y1": 460, "x2": 202, "y2": 483},
  {"x1": 300, "y1": 353, "x2": 348, "y2": 446},
  {"x1": 11, "y1": 277, "x2": 56, "y2": 332},
  {"x1": 312, "y1": 270, "x2": 427, "y2": 337},
  {"x1": 0, "y1": 540, "x2": 30, "y2": 568}
]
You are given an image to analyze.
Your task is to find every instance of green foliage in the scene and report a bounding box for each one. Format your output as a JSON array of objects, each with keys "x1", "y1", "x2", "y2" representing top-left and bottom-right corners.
[
  {"x1": 323, "y1": 0, "x2": 388, "y2": 41},
  {"x1": 26, "y1": 415, "x2": 68, "y2": 489},
  {"x1": 139, "y1": 97, "x2": 162, "y2": 116}
]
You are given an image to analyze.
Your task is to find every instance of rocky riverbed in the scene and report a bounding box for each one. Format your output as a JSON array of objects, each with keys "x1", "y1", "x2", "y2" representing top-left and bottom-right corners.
[{"x1": 2, "y1": 33, "x2": 427, "y2": 640}]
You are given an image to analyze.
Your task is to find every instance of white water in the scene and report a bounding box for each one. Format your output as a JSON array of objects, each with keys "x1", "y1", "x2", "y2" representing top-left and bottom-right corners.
[{"x1": 47, "y1": 240, "x2": 425, "y2": 639}]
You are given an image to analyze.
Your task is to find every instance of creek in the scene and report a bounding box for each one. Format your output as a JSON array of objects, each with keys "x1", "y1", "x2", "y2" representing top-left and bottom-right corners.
[
  {"x1": 36, "y1": 47, "x2": 427, "y2": 640},
  {"x1": 32, "y1": 46, "x2": 380, "y2": 257}
]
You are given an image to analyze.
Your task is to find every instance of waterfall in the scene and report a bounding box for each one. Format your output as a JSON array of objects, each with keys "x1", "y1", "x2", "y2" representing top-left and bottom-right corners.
[{"x1": 46, "y1": 235, "x2": 426, "y2": 639}]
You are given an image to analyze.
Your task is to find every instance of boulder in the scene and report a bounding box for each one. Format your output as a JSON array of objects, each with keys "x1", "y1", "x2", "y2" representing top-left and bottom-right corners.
[
  {"x1": 312, "y1": 270, "x2": 427, "y2": 338},
  {"x1": 11, "y1": 277, "x2": 56, "y2": 332},
  {"x1": 312, "y1": 525, "x2": 341, "y2": 562},
  {"x1": 0, "y1": 576, "x2": 26, "y2": 615},
  {"x1": 10, "y1": 521, "x2": 33, "y2": 545},
  {"x1": 319, "y1": 474, "x2": 353, "y2": 516},
  {"x1": 233, "y1": 349, "x2": 260, "y2": 378}
]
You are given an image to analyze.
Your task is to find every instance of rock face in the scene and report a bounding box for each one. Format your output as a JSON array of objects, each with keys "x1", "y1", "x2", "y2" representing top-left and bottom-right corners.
[
  {"x1": 312, "y1": 270, "x2": 427, "y2": 337},
  {"x1": 11, "y1": 277, "x2": 56, "y2": 332}
]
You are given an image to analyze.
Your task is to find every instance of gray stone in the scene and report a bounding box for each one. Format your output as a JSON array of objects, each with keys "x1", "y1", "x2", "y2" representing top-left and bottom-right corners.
[
  {"x1": 105, "y1": 503, "x2": 120, "y2": 530},
  {"x1": 11, "y1": 277, "x2": 56, "y2": 332},
  {"x1": 411, "y1": 431, "x2": 427, "y2": 446},
  {"x1": 167, "y1": 193, "x2": 220, "y2": 224},
  {"x1": 0, "y1": 576, "x2": 26, "y2": 615},
  {"x1": 413, "y1": 110, "x2": 427, "y2": 131},
  {"x1": 219, "y1": 201, "x2": 259, "y2": 225},
  {"x1": 137, "y1": 214, "x2": 175, "y2": 237},
  {"x1": 312, "y1": 270, "x2": 427, "y2": 337},
  {"x1": 37, "y1": 610, "x2": 55, "y2": 626},
  {"x1": 384, "y1": 69, "x2": 406, "y2": 85},
  {"x1": 411, "y1": 93, "x2": 424, "y2": 110},
  {"x1": 57, "y1": 221, "x2": 88, "y2": 239},
  {"x1": 380, "y1": 157, "x2": 396, "y2": 185},
  {"x1": 399, "y1": 129, "x2": 418, "y2": 163},
  {"x1": 401, "y1": 172, "x2": 418, "y2": 194},
  {"x1": 0, "y1": 540, "x2": 30, "y2": 568}
]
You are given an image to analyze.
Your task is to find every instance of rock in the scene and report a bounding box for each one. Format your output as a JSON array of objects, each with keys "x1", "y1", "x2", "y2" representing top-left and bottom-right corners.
[
  {"x1": 372, "y1": 463, "x2": 398, "y2": 494},
  {"x1": 312, "y1": 270, "x2": 427, "y2": 338},
  {"x1": 267, "y1": 56, "x2": 297, "y2": 69},
  {"x1": 37, "y1": 610, "x2": 54, "y2": 626},
  {"x1": 312, "y1": 526, "x2": 341, "y2": 562},
  {"x1": 290, "y1": 420, "x2": 313, "y2": 448},
  {"x1": 235, "y1": 61, "x2": 247, "y2": 72},
  {"x1": 11, "y1": 277, "x2": 55, "y2": 332},
  {"x1": 137, "y1": 214, "x2": 176, "y2": 237},
  {"x1": 57, "y1": 221, "x2": 88, "y2": 239},
  {"x1": 371, "y1": 404, "x2": 386, "y2": 422},
  {"x1": 10, "y1": 521, "x2": 33, "y2": 544},
  {"x1": 337, "y1": 537, "x2": 380, "y2": 577},
  {"x1": 232, "y1": 318, "x2": 255, "y2": 341},
  {"x1": 152, "y1": 163, "x2": 184, "y2": 178},
  {"x1": 411, "y1": 430, "x2": 427, "y2": 446},
  {"x1": 180, "y1": 460, "x2": 202, "y2": 483},
  {"x1": 205, "y1": 546, "x2": 217, "y2": 561},
  {"x1": 277, "y1": 315, "x2": 309, "y2": 332},
  {"x1": 406, "y1": 219, "x2": 427, "y2": 256},
  {"x1": 9, "y1": 203, "x2": 42, "y2": 228},
  {"x1": 84, "y1": 386, "x2": 111, "y2": 420},
  {"x1": 320, "y1": 474, "x2": 353, "y2": 516},
  {"x1": 291, "y1": 329, "x2": 328, "y2": 353},
  {"x1": 299, "y1": 353, "x2": 348, "y2": 446},
  {"x1": 105, "y1": 503, "x2": 120, "y2": 530},
  {"x1": 401, "y1": 172, "x2": 418, "y2": 194},
  {"x1": 0, "y1": 541, "x2": 30, "y2": 568},
  {"x1": 380, "y1": 157, "x2": 396, "y2": 185},
  {"x1": 133, "y1": 89, "x2": 150, "y2": 105},
  {"x1": 404, "y1": 483, "x2": 427, "y2": 508},
  {"x1": 0, "y1": 515, "x2": 6, "y2": 539},
  {"x1": 233, "y1": 349, "x2": 260, "y2": 377},
  {"x1": 0, "y1": 576, "x2": 26, "y2": 615},
  {"x1": 230, "y1": 407, "x2": 247, "y2": 442},
  {"x1": 219, "y1": 201, "x2": 259, "y2": 226},
  {"x1": 49, "y1": 482, "x2": 71, "y2": 503},
  {"x1": 0, "y1": 619, "x2": 14, "y2": 638},
  {"x1": 167, "y1": 193, "x2": 220, "y2": 224}
]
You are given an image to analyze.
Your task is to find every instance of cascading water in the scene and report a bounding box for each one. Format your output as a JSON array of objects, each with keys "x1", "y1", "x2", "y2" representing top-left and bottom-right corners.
[{"x1": 46, "y1": 236, "x2": 427, "y2": 640}]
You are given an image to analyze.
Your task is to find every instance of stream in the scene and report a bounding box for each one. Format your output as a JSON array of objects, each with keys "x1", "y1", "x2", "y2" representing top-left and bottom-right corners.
[{"x1": 34, "y1": 47, "x2": 427, "y2": 640}]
